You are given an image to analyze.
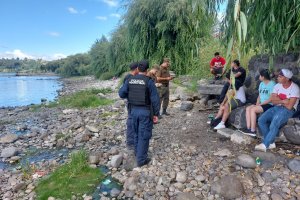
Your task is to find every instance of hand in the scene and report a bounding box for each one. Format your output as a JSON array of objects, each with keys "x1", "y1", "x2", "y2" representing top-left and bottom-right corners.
[
  {"x1": 153, "y1": 116, "x2": 158, "y2": 124},
  {"x1": 282, "y1": 99, "x2": 290, "y2": 106},
  {"x1": 167, "y1": 77, "x2": 173, "y2": 81}
]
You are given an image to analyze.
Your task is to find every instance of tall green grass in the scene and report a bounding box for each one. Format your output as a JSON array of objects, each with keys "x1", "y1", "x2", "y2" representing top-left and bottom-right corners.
[
  {"x1": 35, "y1": 151, "x2": 104, "y2": 200},
  {"x1": 59, "y1": 88, "x2": 113, "y2": 108}
]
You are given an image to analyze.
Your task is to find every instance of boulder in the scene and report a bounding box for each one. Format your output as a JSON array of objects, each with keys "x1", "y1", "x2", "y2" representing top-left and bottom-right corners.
[
  {"x1": 231, "y1": 131, "x2": 255, "y2": 145},
  {"x1": 111, "y1": 154, "x2": 123, "y2": 168},
  {"x1": 211, "y1": 175, "x2": 244, "y2": 199},
  {"x1": 217, "y1": 128, "x2": 235, "y2": 138},
  {"x1": 88, "y1": 154, "x2": 100, "y2": 165},
  {"x1": 287, "y1": 159, "x2": 300, "y2": 173},
  {"x1": 0, "y1": 134, "x2": 18, "y2": 144},
  {"x1": 282, "y1": 119, "x2": 300, "y2": 144},
  {"x1": 214, "y1": 149, "x2": 232, "y2": 157},
  {"x1": 1, "y1": 147, "x2": 17, "y2": 158},
  {"x1": 176, "y1": 193, "x2": 199, "y2": 200},
  {"x1": 85, "y1": 125, "x2": 99, "y2": 133},
  {"x1": 176, "y1": 172, "x2": 187, "y2": 183},
  {"x1": 228, "y1": 106, "x2": 247, "y2": 129},
  {"x1": 199, "y1": 84, "x2": 224, "y2": 95},
  {"x1": 180, "y1": 101, "x2": 194, "y2": 111},
  {"x1": 236, "y1": 154, "x2": 256, "y2": 169}
]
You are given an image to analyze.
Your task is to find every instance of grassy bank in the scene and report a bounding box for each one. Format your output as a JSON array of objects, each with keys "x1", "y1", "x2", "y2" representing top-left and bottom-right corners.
[
  {"x1": 59, "y1": 88, "x2": 113, "y2": 108},
  {"x1": 35, "y1": 151, "x2": 104, "y2": 200},
  {"x1": 30, "y1": 88, "x2": 113, "y2": 111}
]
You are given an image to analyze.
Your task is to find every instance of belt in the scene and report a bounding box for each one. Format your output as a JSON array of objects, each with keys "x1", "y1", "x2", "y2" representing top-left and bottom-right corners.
[{"x1": 131, "y1": 105, "x2": 151, "y2": 110}]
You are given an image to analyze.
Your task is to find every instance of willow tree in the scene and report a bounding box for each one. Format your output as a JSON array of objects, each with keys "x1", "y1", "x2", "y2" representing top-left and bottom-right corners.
[
  {"x1": 222, "y1": 0, "x2": 300, "y2": 61},
  {"x1": 123, "y1": 0, "x2": 222, "y2": 74}
]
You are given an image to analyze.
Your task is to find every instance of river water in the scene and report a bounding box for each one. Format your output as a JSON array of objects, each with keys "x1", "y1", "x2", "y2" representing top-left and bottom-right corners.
[{"x1": 0, "y1": 73, "x2": 62, "y2": 107}]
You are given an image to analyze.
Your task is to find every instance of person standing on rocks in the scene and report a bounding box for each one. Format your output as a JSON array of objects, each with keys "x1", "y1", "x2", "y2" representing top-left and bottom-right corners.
[
  {"x1": 210, "y1": 52, "x2": 226, "y2": 80},
  {"x1": 255, "y1": 69, "x2": 300, "y2": 152},
  {"x1": 156, "y1": 58, "x2": 174, "y2": 116},
  {"x1": 240, "y1": 69, "x2": 275, "y2": 136},
  {"x1": 123, "y1": 62, "x2": 139, "y2": 150},
  {"x1": 119, "y1": 60, "x2": 160, "y2": 167}
]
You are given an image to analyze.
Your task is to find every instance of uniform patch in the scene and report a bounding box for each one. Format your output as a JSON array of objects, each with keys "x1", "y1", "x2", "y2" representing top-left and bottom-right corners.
[{"x1": 129, "y1": 79, "x2": 146, "y2": 85}]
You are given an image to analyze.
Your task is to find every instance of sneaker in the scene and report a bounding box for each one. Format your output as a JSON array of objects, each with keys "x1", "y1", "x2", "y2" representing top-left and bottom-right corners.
[
  {"x1": 214, "y1": 123, "x2": 226, "y2": 130},
  {"x1": 268, "y1": 143, "x2": 276, "y2": 149},
  {"x1": 207, "y1": 120, "x2": 211, "y2": 125},
  {"x1": 239, "y1": 128, "x2": 256, "y2": 137},
  {"x1": 255, "y1": 143, "x2": 267, "y2": 152}
]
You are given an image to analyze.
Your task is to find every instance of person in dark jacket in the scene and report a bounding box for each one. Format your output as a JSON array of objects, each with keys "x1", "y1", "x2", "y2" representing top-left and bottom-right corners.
[
  {"x1": 119, "y1": 60, "x2": 160, "y2": 167},
  {"x1": 123, "y1": 62, "x2": 139, "y2": 150}
]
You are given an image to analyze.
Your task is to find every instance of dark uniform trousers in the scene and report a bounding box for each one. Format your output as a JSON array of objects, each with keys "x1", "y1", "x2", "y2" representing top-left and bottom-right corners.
[
  {"x1": 158, "y1": 85, "x2": 169, "y2": 110},
  {"x1": 126, "y1": 106, "x2": 135, "y2": 149},
  {"x1": 131, "y1": 107, "x2": 153, "y2": 166}
]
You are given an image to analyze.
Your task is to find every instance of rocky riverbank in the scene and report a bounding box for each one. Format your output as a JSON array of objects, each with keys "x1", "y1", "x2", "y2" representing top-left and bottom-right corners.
[{"x1": 0, "y1": 76, "x2": 300, "y2": 200}]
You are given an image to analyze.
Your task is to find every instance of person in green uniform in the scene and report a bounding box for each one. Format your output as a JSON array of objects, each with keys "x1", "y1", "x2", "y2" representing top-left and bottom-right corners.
[{"x1": 156, "y1": 58, "x2": 173, "y2": 116}]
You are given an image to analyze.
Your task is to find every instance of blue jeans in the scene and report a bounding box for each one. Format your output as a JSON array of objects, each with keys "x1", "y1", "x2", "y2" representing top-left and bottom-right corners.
[
  {"x1": 258, "y1": 106, "x2": 294, "y2": 147},
  {"x1": 131, "y1": 108, "x2": 153, "y2": 166}
]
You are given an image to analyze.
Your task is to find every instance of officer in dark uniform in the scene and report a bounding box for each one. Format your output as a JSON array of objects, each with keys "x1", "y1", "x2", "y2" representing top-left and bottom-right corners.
[
  {"x1": 119, "y1": 60, "x2": 160, "y2": 167},
  {"x1": 123, "y1": 62, "x2": 139, "y2": 150}
]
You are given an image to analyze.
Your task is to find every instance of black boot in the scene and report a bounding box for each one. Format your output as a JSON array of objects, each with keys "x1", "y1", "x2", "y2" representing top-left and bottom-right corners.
[{"x1": 162, "y1": 109, "x2": 170, "y2": 115}]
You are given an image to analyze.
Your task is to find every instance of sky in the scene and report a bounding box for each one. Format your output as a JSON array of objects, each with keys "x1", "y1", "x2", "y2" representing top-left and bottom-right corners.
[{"x1": 0, "y1": 0, "x2": 123, "y2": 60}]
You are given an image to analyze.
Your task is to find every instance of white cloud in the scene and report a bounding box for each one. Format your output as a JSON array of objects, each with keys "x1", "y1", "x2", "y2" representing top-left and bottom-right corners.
[
  {"x1": 96, "y1": 16, "x2": 108, "y2": 21},
  {"x1": 110, "y1": 13, "x2": 121, "y2": 18},
  {"x1": 68, "y1": 7, "x2": 78, "y2": 14},
  {"x1": 47, "y1": 32, "x2": 60, "y2": 37},
  {"x1": 0, "y1": 49, "x2": 34, "y2": 59},
  {"x1": 102, "y1": 0, "x2": 118, "y2": 7}
]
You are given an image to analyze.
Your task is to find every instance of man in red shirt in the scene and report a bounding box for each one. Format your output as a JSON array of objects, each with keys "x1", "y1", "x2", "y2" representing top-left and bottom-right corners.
[{"x1": 210, "y1": 52, "x2": 226, "y2": 80}]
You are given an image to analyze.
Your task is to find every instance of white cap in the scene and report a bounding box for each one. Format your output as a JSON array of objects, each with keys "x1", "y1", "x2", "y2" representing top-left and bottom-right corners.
[{"x1": 281, "y1": 69, "x2": 293, "y2": 79}]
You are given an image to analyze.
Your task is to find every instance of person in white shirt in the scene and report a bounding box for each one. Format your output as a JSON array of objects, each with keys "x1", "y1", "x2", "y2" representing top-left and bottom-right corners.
[
  {"x1": 255, "y1": 69, "x2": 300, "y2": 152},
  {"x1": 213, "y1": 85, "x2": 246, "y2": 130}
]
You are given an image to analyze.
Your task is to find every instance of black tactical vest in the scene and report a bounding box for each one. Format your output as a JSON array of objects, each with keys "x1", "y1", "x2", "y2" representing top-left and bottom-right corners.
[{"x1": 128, "y1": 75, "x2": 151, "y2": 106}]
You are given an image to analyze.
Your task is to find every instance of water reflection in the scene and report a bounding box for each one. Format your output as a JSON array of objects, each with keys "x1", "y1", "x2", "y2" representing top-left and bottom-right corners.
[{"x1": 0, "y1": 73, "x2": 62, "y2": 107}]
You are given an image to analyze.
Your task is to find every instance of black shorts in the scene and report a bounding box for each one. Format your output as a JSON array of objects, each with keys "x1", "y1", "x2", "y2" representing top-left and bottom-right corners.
[
  {"x1": 212, "y1": 67, "x2": 223, "y2": 75},
  {"x1": 261, "y1": 104, "x2": 273, "y2": 112}
]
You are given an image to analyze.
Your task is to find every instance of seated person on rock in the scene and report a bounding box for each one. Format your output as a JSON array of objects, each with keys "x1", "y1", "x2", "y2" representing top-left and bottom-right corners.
[
  {"x1": 241, "y1": 69, "x2": 276, "y2": 137},
  {"x1": 213, "y1": 61, "x2": 247, "y2": 130},
  {"x1": 218, "y1": 59, "x2": 246, "y2": 104},
  {"x1": 255, "y1": 69, "x2": 300, "y2": 152},
  {"x1": 210, "y1": 52, "x2": 226, "y2": 80}
]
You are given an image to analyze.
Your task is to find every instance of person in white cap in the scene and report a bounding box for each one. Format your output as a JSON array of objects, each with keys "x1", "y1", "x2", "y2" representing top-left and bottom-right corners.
[{"x1": 255, "y1": 69, "x2": 300, "y2": 152}]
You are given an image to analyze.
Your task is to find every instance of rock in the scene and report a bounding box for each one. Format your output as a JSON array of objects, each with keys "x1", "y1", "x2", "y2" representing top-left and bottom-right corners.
[
  {"x1": 62, "y1": 109, "x2": 78, "y2": 114},
  {"x1": 287, "y1": 159, "x2": 300, "y2": 173},
  {"x1": 48, "y1": 197, "x2": 56, "y2": 200},
  {"x1": 170, "y1": 94, "x2": 180, "y2": 102},
  {"x1": 125, "y1": 190, "x2": 135, "y2": 198},
  {"x1": 214, "y1": 148, "x2": 232, "y2": 157},
  {"x1": 1, "y1": 147, "x2": 17, "y2": 158},
  {"x1": 199, "y1": 84, "x2": 223, "y2": 95},
  {"x1": 110, "y1": 188, "x2": 121, "y2": 197},
  {"x1": 111, "y1": 154, "x2": 123, "y2": 168},
  {"x1": 271, "y1": 193, "x2": 283, "y2": 200},
  {"x1": 282, "y1": 120, "x2": 300, "y2": 144},
  {"x1": 113, "y1": 100, "x2": 124, "y2": 108},
  {"x1": 195, "y1": 175, "x2": 205, "y2": 182},
  {"x1": 231, "y1": 131, "x2": 255, "y2": 145},
  {"x1": 217, "y1": 128, "x2": 235, "y2": 138},
  {"x1": 236, "y1": 154, "x2": 256, "y2": 168},
  {"x1": 228, "y1": 106, "x2": 247, "y2": 129},
  {"x1": 86, "y1": 125, "x2": 99, "y2": 133},
  {"x1": 88, "y1": 154, "x2": 99, "y2": 165},
  {"x1": 0, "y1": 134, "x2": 18, "y2": 144},
  {"x1": 83, "y1": 196, "x2": 92, "y2": 200},
  {"x1": 13, "y1": 182, "x2": 26, "y2": 192},
  {"x1": 176, "y1": 172, "x2": 187, "y2": 183},
  {"x1": 176, "y1": 192, "x2": 199, "y2": 200},
  {"x1": 211, "y1": 175, "x2": 244, "y2": 199},
  {"x1": 180, "y1": 101, "x2": 194, "y2": 111},
  {"x1": 255, "y1": 172, "x2": 265, "y2": 187}
]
